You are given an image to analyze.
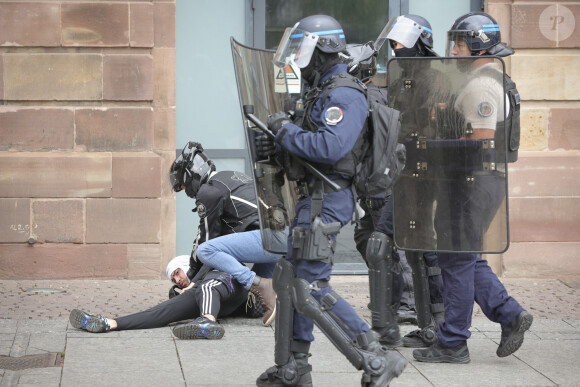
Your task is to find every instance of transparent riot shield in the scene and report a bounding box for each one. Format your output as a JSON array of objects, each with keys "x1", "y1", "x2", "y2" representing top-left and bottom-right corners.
[
  {"x1": 388, "y1": 56, "x2": 509, "y2": 253},
  {"x1": 231, "y1": 38, "x2": 298, "y2": 254}
]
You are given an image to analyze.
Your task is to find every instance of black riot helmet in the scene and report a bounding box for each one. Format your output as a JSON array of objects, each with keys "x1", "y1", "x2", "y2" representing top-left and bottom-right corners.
[
  {"x1": 446, "y1": 12, "x2": 514, "y2": 57},
  {"x1": 169, "y1": 141, "x2": 215, "y2": 198},
  {"x1": 273, "y1": 15, "x2": 346, "y2": 85},
  {"x1": 341, "y1": 42, "x2": 378, "y2": 82},
  {"x1": 376, "y1": 14, "x2": 437, "y2": 57}
]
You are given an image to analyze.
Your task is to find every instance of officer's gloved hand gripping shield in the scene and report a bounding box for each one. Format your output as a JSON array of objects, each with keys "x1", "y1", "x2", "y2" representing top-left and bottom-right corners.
[
  {"x1": 230, "y1": 37, "x2": 298, "y2": 254},
  {"x1": 388, "y1": 56, "x2": 509, "y2": 254}
]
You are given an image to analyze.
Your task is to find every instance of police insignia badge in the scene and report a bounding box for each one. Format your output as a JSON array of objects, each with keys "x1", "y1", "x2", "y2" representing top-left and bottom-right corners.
[
  {"x1": 325, "y1": 107, "x2": 344, "y2": 126},
  {"x1": 196, "y1": 203, "x2": 207, "y2": 218},
  {"x1": 477, "y1": 101, "x2": 494, "y2": 117}
]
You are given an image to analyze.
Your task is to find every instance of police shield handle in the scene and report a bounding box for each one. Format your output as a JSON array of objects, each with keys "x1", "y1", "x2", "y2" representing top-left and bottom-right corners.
[{"x1": 242, "y1": 105, "x2": 342, "y2": 192}]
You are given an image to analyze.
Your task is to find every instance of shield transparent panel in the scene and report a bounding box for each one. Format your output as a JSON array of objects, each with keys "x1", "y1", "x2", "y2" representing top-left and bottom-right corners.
[
  {"x1": 388, "y1": 56, "x2": 509, "y2": 253},
  {"x1": 231, "y1": 38, "x2": 298, "y2": 254}
]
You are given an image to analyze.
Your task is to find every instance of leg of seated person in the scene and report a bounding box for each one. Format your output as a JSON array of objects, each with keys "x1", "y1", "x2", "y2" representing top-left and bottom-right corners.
[{"x1": 197, "y1": 229, "x2": 281, "y2": 289}]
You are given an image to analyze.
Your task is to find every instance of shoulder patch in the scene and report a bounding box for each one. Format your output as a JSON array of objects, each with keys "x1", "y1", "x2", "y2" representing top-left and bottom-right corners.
[
  {"x1": 477, "y1": 101, "x2": 494, "y2": 117},
  {"x1": 196, "y1": 203, "x2": 206, "y2": 218},
  {"x1": 325, "y1": 106, "x2": 344, "y2": 126}
]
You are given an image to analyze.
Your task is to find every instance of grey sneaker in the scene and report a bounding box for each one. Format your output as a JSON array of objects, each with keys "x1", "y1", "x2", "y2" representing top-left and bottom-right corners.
[
  {"x1": 69, "y1": 309, "x2": 111, "y2": 333},
  {"x1": 497, "y1": 311, "x2": 533, "y2": 357},
  {"x1": 413, "y1": 342, "x2": 470, "y2": 364},
  {"x1": 172, "y1": 316, "x2": 225, "y2": 340}
]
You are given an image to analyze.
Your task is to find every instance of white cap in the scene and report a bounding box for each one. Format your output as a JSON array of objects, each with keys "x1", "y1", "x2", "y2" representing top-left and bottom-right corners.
[{"x1": 165, "y1": 255, "x2": 190, "y2": 282}]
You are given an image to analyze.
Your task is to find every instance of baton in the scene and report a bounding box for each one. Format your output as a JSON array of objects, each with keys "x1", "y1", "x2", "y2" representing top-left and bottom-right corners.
[{"x1": 243, "y1": 105, "x2": 341, "y2": 192}]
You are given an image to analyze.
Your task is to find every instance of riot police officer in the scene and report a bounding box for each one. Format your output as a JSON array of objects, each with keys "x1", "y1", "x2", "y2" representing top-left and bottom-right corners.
[
  {"x1": 382, "y1": 14, "x2": 446, "y2": 349},
  {"x1": 255, "y1": 14, "x2": 407, "y2": 387},
  {"x1": 413, "y1": 12, "x2": 532, "y2": 364}
]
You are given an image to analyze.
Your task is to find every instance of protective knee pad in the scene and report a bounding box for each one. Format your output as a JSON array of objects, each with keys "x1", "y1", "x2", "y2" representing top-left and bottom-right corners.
[
  {"x1": 272, "y1": 258, "x2": 296, "y2": 366},
  {"x1": 365, "y1": 232, "x2": 396, "y2": 330},
  {"x1": 291, "y1": 278, "x2": 368, "y2": 370}
]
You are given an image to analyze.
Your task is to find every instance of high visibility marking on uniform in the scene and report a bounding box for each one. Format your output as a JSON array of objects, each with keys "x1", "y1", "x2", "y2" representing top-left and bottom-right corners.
[
  {"x1": 482, "y1": 24, "x2": 500, "y2": 32},
  {"x1": 292, "y1": 29, "x2": 344, "y2": 39},
  {"x1": 231, "y1": 195, "x2": 258, "y2": 209},
  {"x1": 325, "y1": 106, "x2": 344, "y2": 126},
  {"x1": 478, "y1": 101, "x2": 494, "y2": 117}
]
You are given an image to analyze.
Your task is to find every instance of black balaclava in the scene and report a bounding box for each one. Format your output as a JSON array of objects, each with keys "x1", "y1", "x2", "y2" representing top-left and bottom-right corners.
[
  {"x1": 394, "y1": 42, "x2": 423, "y2": 58},
  {"x1": 301, "y1": 48, "x2": 342, "y2": 86}
]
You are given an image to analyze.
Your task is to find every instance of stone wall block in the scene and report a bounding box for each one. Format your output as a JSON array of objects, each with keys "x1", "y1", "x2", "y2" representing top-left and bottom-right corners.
[
  {"x1": 0, "y1": 199, "x2": 31, "y2": 243},
  {"x1": 160, "y1": 196, "x2": 176, "y2": 273},
  {"x1": 509, "y1": 151, "x2": 580, "y2": 198},
  {"x1": 103, "y1": 55, "x2": 154, "y2": 101},
  {"x1": 512, "y1": 54, "x2": 580, "y2": 100},
  {"x1": 0, "y1": 153, "x2": 112, "y2": 198},
  {"x1": 130, "y1": 3, "x2": 154, "y2": 47},
  {"x1": 32, "y1": 200, "x2": 84, "y2": 243},
  {"x1": 509, "y1": 197, "x2": 580, "y2": 242},
  {"x1": 154, "y1": 2, "x2": 176, "y2": 48},
  {"x1": 62, "y1": 3, "x2": 129, "y2": 47},
  {"x1": 520, "y1": 107, "x2": 549, "y2": 151},
  {"x1": 549, "y1": 107, "x2": 580, "y2": 150},
  {"x1": 512, "y1": 3, "x2": 580, "y2": 48},
  {"x1": 0, "y1": 244, "x2": 127, "y2": 279},
  {"x1": 488, "y1": 3, "x2": 512, "y2": 45},
  {"x1": 512, "y1": 4, "x2": 557, "y2": 48},
  {"x1": 0, "y1": 55, "x2": 4, "y2": 99},
  {"x1": 502, "y1": 242, "x2": 580, "y2": 279},
  {"x1": 153, "y1": 48, "x2": 175, "y2": 107},
  {"x1": 86, "y1": 199, "x2": 161, "y2": 243},
  {"x1": 3, "y1": 54, "x2": 102, "y2": 101},
  {"x1": 0, "y1": 3, "x2": 60, "y2": 47},
  {"x1": 75, "y1": 107, "x2": 154, "y2": 151},
  {"x1": 128, "y1": 244, "x2": 162, "y2": 279},
  {"x1": 112, "y1": 153, "x2": 162, "y2": 198},
  {"x1": 154, "y1": 107, "x2": 176, "y2": 151},
  {"x1": 558, "y1": 4, "x2": 580, "y2": 48},
  {"x1": 0, "y1": 108, "x2": 74, "y2": 151}
]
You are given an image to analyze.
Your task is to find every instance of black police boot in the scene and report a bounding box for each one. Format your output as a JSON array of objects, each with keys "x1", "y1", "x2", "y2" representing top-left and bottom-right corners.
[
  {"x1": 359, "y1": 337, "x2": 407, "y2": 387},
  {"x1": 402, "y1": 325, "x2": 438, "y2": 348},
  {"x1": 413, "y1": 342, "x2": 470, "y2": 364},
  {"x1": 256, "y1": 352, "x2": 312, "y2": 387},
  {"x1": 374, "y1": 325, "x2": 402, "y2": 348},
  {"x1": 397, "y1": 308, "x2": 418, "y2": 325},
  {"x1": 497, "y1": 310, "x2": 533, "y2": 357}
]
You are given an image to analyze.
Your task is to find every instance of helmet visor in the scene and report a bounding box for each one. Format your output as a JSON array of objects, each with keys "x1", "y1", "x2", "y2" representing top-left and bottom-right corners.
[
  {"x1": 376, "y1": 16, "x2": 425, "y2": 51},
  {"x1": 446, "y1": 30, "x2": 472, "y2": 56},
  {"x1": 273, "y1": 26, "x2": 319, "y2": 68},
  {"x1": 169, "y1": 157, "x2": 184, "y2": 192}
]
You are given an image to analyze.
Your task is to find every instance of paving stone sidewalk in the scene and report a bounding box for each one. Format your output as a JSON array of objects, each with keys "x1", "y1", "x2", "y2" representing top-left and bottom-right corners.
[{"x1": 0, "y1": 276, "x2": 579, "y2": 386}]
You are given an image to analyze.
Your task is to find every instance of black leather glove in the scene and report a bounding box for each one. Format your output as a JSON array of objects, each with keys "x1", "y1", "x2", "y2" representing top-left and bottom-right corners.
[
  {"x1": 255, "y1": 133, "x2": 277, "y2": 159},
  {"x1": 267, "y1": 111, "x2": 291, "y2": 135}
]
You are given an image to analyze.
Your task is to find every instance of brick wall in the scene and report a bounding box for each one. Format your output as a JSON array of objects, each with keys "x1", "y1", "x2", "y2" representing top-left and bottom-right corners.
[
  {"x1": 0, "y1": 1, "x2": 176, "y2": 279},
  {"x1": 485, "y1": 0, "x2": 580, "y2": 280}
]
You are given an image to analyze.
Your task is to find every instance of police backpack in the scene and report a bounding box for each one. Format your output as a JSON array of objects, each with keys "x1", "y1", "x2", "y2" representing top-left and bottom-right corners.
[{"x1": 320, "y1": 74, "x2": 404, "y2": 196}]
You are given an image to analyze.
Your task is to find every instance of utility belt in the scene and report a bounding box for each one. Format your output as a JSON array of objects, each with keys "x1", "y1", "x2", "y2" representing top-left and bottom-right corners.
[{"x1": 294, "y1": 177, "x2": 351, "y2": 199}]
